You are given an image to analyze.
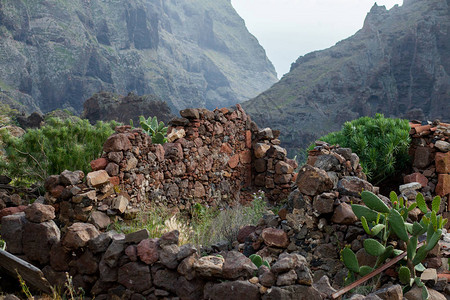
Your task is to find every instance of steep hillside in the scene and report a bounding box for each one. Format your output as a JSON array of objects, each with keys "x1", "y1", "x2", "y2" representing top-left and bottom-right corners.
[
  {"x1": 243, "y1": 0, "x2": 450, "y2": 155},
  {"x1": 0, "y1": 0, "x2": 277, "y2": 114}
]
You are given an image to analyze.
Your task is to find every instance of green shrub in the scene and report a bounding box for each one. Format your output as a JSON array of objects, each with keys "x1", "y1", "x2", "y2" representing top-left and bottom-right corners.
[
  {"x1": 311, "y1": 114, "x2": 410, "y2": 184},
  {"x1": 0, "y1": 103, "x2": 19, "y2": 126},
  {"x1": 0, "y1": 117, "x2": 118, "y2": 187}
]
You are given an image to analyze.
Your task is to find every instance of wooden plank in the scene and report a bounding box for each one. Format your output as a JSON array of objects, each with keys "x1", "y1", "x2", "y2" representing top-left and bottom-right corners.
[
  {"x1": 0, "y1": 249, "x2": 52, "y2": 294},
  {"x1": 331, "y1": 241, "x2": 425, "y2": 299}
]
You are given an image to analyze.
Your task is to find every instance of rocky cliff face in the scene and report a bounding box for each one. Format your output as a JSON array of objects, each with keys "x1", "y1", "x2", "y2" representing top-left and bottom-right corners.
[
  {"x1": 82, "y1": 91, "x2": 174, "y2": 125},
  {"x1": 243, "y1": 0, "x2": 450, "y2": 155},
  {"x1": 0, "y1": 0, "x2": 277, "y2": 114}
]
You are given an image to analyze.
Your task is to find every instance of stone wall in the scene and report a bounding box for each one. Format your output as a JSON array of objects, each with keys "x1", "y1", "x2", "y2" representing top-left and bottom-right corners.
[
  {"x1": 0, "y1": 203, "x2": 326, "y2": 300},
  {"x1": 42, "y1": 105, "x2": 296, "y2": 229},
  {"x1": 2, "y1": 143, "x2": 449, "y2": 299},
  {"x1": 406, "y1": 121, "x2": 449, "y2": 206}
]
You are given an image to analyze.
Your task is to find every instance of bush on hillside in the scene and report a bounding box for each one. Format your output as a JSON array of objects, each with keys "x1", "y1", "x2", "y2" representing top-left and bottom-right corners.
[
  {"x1": 0, "y1": 117, "x2": 118, "y2": 187},
  {"x1": 311, "y1": 114, "x2": 410, "y2": 184}
]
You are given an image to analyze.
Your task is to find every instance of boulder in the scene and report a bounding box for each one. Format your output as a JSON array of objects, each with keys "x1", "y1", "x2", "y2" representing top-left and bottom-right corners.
[
  {"x1": 124, "y1": 229, "x2": 149, "y2": 244},
  {"x1": 193, "y1": 255, "x2": 224, "y2": 278},
  {"x1": 404, "y1": 173, "x2": 428, "y2": 187},
  {"x1": 137, "y1": 238, "x2": 159, "y2": 264},
  {"x1": 72, "y1": 250, "x2": 98, "y2": 275},
  {"x1": 159, "y1": 244, "x2": 180, "y2": 269},
  {"x1": 90, "y1": 158, "x2": 108, "y2": 171},
  {"x1": 204, "y1": 280, "x2": 260, "y2": 300},
  {"x1": 296, "y1": 165, "x2": 334, "y2": 196},
  {"x1": 435, "y1": 140, "x2": 450, "y2": 152},
  {"x1": 24, "y1": 203, "x2": 55, "y2": 223},
  {"x1": 337, "y1": 176, "x2": 374, "y2": 197},
  {"x1": 332, "y1": 203, "x2": 357, "y2": 224},
  {"x1": 103, "y1": 134, "x2": 132, "y2": 152},
  {"x1": 254, "y1": 143, "x2": 271, "y2": 159},
  {"x1": 0, "y1": 212, "x2": 27, "y2": 254},
  {"x1": 103, "y1": 239, "x2": 125, "y2": 268},
  {"x1": 63, "y1": 222, "x2": 100, "y2": 249},
  {"x1": 313, "y1": 276, "x2": 336, "y2": 298},
  {"x1": 413, "y1": 147, "x2": 432, "y2": 169},
  {"x1": 86, "y1": 170, "x2": 110, "y2": 187},
  {"x1": 372, "y1": 284, "x2": 402, "y2": 300},
  {"x1": 60, "y1": 170, "x2": 84, "y2": 186},
  {"x1": 314, "y1": 154, "x2": 340, "y2": 171},
  {"x1": 180, "y1": 108, "x2": 199, "y2": 119},
  {"x1": 159, "y1": 230, "x2": 179, "y2": 246},
  {"x1": 276, "y1": 269, "x2": 297, "y2": 286},
  {"x1": 111, "y1": 195, "x2": 128, "y2": 213},
  {"x1": 222, "y1": 251, "x2": 257, "y2": 279},
  {"x1": 88, "y1": 211, "x2": 111, "y2": 229},
  {"x1": 23, "y1": 220, "x2": 60, "y2": 264},
  {"x1": 237, "y1": 226, "x2": 256, "y2": 243},
  {"x1": 262, "y1": 285, "x2": 322, "y2": 300},
  {"x1": 118, "y1": 262, "x2": 152, "y2": 293},
  {"x1": 262, "y1": 228, "x2": 289, "y2": 248}
]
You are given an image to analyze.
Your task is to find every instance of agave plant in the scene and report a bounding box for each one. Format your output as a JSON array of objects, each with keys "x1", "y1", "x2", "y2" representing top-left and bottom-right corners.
[
  {"x1": 341, "y1": 191, "x2": 446, "y2": 299},
  {"x1": 139, "y1": 116, "x2": 168, "y2": 144}
]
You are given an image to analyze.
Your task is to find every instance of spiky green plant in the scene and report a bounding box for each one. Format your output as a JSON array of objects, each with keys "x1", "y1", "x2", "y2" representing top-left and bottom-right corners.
[
  {"x1": 310, "y1": 114, "x2": 410, "y2": 184},
  {"x1": 342, "y1": 191, "x2": 446, "y2": 299},
  {"x1": 139, "y1": 115, "x2": 168, "y2": 144}
]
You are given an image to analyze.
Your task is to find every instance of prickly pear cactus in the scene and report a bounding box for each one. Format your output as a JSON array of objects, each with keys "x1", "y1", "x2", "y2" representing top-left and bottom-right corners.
[
  {"x1": 139, "y1": 115, "x2": 168, "y2": 144},
  {"x1": 249, "y1": 254, "x2": 270, "y2": 269},
  {"x1": 341, "y1": 191, "x2": 447, "y2": 299}
]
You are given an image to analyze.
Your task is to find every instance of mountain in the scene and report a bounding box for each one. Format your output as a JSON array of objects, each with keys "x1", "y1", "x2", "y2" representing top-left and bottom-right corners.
[
  {"x1": 0, "y1": 0, "x2": 277, "y2": 114},
  {"x1": 242, "y1": 0, "x2": 450, "y2": 155}
]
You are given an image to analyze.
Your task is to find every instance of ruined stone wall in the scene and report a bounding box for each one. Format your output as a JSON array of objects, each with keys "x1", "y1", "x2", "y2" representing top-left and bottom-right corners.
[
  {"x1": 90, "y1": 105, "x2": 295, "y2": 209},
  {"x1": 0, "y1": 204, "x2": 324, "y2": 300},
  {"x1": 406, "y1": 121, "x2": 449, "y2": 203},
  {"x1": 42, "y1": 106, "x2": 296, "y2": 228}
]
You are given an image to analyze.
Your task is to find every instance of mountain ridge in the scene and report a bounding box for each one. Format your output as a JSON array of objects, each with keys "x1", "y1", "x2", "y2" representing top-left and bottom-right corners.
[
  {"x1": 242, "y1": 0, "x2": 450, "y2": 155},
  {"x1": 0, "y1": 0, "x2": 277, "y2": 114}
]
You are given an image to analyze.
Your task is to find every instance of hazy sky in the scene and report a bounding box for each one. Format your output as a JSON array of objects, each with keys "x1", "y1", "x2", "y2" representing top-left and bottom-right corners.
[{"x1": 231, "y1": 0, "x2": 404, "y2": 77}]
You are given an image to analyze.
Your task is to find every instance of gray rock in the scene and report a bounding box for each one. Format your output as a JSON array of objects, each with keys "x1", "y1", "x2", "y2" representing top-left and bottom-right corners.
[
  {"x1": 313, "y1": 276, "x2": 336, "y2": 297},
  {"x1": 88, "y1": 211, "x2": 111, "y2": 230},
  {"x1": 204, "y1": 280, "x2": 260, "y2": 300},
  {"x1": 193, "y1": 255, "x2": 224, "y2": 278},
  {"x1": 337, "y1": 176, "x2": 374, "y2": 197},
  {"x1": 124, "y1": 229, "x2": 149, "y2": 244},
  {"x1": 159, "y1": 244, "x2": 179, "y2": 269},
  {"x1": 314, "y1": 154, "x2": 340, "y2": 171},
  {"x1": 1, "y1": 212, "x2": 27, "y2": 254},
  {"x1": 276, "y1": 269, "x2": 297, "y2": 286},
  {"x1": 22, "y1": 220, "x2": 60, "y2": 264},
  {"x1": 222, "y1": 251, "x2": 257, "y2": 279},
  {"x1": 435, "y1": 140, "x2": 450, "y2": 152},
  {"x1": 262, "y1": 285, "x2": 322, "y2": 300},
  {"x1": 118, "y1": 262, "x2": 152, "y2": 293},
  {"x1": 103, "y1": 239, "x2": 125, "y2": 268},
  {"x1": 372, "y1": 284, "x2": 402, "y2": 300}
]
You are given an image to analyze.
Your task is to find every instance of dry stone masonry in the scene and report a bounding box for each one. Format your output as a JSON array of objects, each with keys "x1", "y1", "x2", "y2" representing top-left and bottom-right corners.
[
  {"x1": 406, "y1": 121, "x2": 450, "y2": 219},
  {"x1": 41, "y1": 106, "x2": 296, "y2": 229},
  {"x1": 2, "y1": 136, "x2": 450, "y2": 299}
]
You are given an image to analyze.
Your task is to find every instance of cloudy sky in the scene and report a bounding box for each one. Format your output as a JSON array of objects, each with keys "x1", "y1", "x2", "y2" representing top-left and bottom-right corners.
[{"x1": 231, "y1": 0, "x2": 404, "y2": 77}]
